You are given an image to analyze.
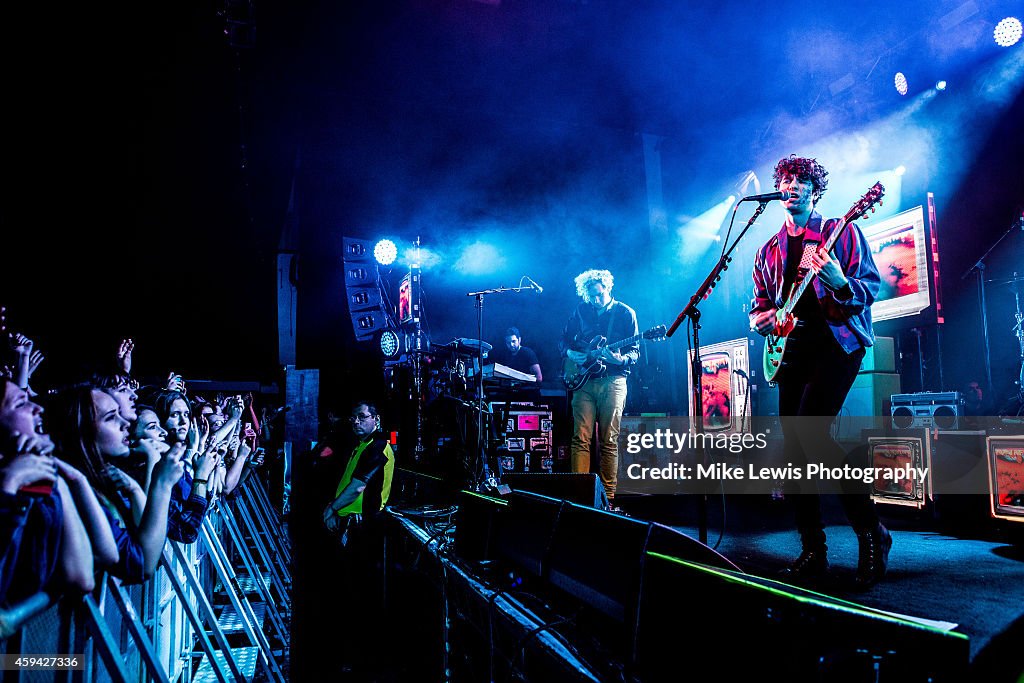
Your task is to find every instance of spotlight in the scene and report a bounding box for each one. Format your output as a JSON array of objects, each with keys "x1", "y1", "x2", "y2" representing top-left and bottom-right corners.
[
  {"x1": 894, "y1": 165, "x2": 906, "y2": 177},
  {"x1": 374, "y1": 239, "x2": 397, "y2": 266},
  {"x1": 994, "y1": 17, "x2": 1022, "y2": 47},
  {"x1": 935, "y1": 80, "x2": 947, "y2": 91},
  {"x1": 894, "y1": 72, "x2": 908, "y2": 96},
  {"x1": 379, "y1": 330, "x2": 402, "y2": 358}
]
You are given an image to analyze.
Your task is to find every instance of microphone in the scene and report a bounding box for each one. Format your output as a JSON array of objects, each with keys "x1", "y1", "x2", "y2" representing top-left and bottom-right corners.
[
  {"x1": 740, "y1": 190, "x2": 792, "y2": 203},
  {"x1": 525, "y1": 276, "x2": 544, "y2": 294}
]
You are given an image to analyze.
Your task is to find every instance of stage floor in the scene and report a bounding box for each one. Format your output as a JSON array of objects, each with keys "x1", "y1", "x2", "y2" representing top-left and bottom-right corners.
[{"x1": 619, "y1": 492, "x2": 1024, "y2": 664}]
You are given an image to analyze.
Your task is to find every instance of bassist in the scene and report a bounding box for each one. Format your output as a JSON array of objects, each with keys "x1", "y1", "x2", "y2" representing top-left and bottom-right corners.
[
  {"x1": 749, "y1": 155, "x2": 891, "y2": 588},
  {"x1": 561, "y1": 269, "x2": 639, "y2": 507}
]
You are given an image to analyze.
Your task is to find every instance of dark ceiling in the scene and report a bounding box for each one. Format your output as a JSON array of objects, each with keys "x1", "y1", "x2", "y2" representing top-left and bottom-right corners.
[{"x1": 2, "y1": 0, "x2": 1022, "y2": 403}]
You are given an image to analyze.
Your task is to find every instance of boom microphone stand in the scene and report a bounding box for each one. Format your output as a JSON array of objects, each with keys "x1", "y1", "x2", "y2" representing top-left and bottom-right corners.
[
  {"x1": 666, "y1": 200, "x2": 770, "y2": 544},
  {"x1": 961, "y1": 211, "x2": 1024, "y2": 398},
  {"x1": 465, "y1": 278, "x2": 540, "y2": 491}
]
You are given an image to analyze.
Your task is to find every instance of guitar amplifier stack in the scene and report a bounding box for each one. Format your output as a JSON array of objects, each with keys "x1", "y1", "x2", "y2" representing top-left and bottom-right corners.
[
  {"x1": 490, "y1": 402, "x2": 554, "y2": 473},
  {"x1": 890, "y1": 392, "x2": 965, "y2": 430}
]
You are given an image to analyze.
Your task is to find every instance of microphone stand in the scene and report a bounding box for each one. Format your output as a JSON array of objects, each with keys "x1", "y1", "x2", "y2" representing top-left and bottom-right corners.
[
  {"x1": 961, "y1": 214, "x2": 1022, "y2": 397},
  {"x1": 465, "y1": 281, "x2": 537, "y2": 492},
  {"x1": 666, "y1": 200, "x2": 769, "y2": 545}
]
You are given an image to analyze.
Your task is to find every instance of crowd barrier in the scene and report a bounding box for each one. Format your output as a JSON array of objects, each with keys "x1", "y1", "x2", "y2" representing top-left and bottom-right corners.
[{"x1": 0, "y1": 472, "x2": 291, "y2": 683}]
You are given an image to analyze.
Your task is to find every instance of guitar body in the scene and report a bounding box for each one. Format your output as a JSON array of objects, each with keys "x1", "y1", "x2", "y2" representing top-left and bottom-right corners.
[
  {"x1": 560, "y1": 325, "x2": 669, "y2": 392},
  {"x1": 763, "y1": 329, "x2": 788, "y2": 384},
  {"x1": 562, "y1": 335, "x2": 607, "y2": 392}
]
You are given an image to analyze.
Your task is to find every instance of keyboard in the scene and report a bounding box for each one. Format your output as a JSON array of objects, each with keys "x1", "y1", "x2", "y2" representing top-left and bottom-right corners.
[{"x1": 480, "y1": 363, "x2": 537, "y2": 383}]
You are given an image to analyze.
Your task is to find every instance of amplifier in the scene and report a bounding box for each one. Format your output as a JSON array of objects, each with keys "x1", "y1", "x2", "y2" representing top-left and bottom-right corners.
[{"x1": 890, "y1": 392, "x2": 964, "y2": 430}]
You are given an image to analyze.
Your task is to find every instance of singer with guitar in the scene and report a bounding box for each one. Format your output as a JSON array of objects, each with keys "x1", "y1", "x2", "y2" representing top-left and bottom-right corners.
[
  {"x1": 561, "y1": 269, "x2": 639, "y2": 508},
  {"x1": 749, "y1": 154, "x2": 891, "y2": 588}
]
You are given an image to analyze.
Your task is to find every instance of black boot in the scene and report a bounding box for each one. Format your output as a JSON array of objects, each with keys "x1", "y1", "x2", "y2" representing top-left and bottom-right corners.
[
  {"x1": 781, "y1": 546, "x2": 829, "y2": 581},
  {"x1": 854, "y1": 524, "x2": 892, "y2": 589}
]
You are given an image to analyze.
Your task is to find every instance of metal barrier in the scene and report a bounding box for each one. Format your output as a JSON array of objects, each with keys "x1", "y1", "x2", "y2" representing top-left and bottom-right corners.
[{"x1": 0, "y1": 473, "x2": 290, "y2": 683}]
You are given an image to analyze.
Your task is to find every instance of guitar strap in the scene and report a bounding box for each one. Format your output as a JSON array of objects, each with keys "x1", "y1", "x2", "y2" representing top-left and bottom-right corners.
[{"x1": 604, "y1": 302, "x2": 617, "y2": 341}]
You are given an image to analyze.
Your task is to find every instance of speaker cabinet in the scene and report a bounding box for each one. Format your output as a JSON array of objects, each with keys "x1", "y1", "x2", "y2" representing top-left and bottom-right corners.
[
  {"x1": 890, "y1": 392, "x2": 965, "y2": 430},
  {"x1": 501, "y1": 472, "x2": 608, "y2": 509}
]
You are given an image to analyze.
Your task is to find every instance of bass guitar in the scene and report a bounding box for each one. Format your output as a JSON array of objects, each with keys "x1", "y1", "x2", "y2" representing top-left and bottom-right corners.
[
  {"x1": 562, "y1": 325, "x2": 668, "y2": 391},
  {"x1": 762, "y1": 182, "x2": 886, "y2": 383}
]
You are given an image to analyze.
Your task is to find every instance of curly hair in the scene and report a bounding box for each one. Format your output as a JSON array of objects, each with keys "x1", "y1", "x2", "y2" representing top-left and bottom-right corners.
[
  {"x1": 574, "y1": 269, "x2": 614, "y2": 299},
  {"x1": 773, "y1": 154, "x2": 829, "y2": 203}
]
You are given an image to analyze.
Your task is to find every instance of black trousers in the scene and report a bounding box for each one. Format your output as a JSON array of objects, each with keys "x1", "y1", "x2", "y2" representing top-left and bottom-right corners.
[{"x1": 778, "y1": 330, "x2": 878, "y2": 550}]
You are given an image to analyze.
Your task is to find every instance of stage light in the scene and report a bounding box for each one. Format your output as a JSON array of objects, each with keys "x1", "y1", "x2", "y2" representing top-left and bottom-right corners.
[
  {"x1": 374, "y1": 239, "x2": 397, "y2": 266},
  {"x1": 994, "y1": 17, "x2": 1022, "y2": 47},
  {"x1": 379, "y1": 330, "x2": 401, "y2": 358},
  {"x1": 935, "y1": 80, "x2": 947, "y2": 91},
  {"x1": 894, "y1": 72, "x2": 908, "y2": 96},
  {"x1": 894, "y1": 165, "x2": 907, "y2": 177},
  {"x1": 346, "y1": 242, "x2": 367, "y2": 258}
]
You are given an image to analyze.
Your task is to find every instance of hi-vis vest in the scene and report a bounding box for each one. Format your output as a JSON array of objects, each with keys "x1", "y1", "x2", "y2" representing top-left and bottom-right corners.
[{"x1": 332, "y1": 436, "x2": 395, "y2": 516}]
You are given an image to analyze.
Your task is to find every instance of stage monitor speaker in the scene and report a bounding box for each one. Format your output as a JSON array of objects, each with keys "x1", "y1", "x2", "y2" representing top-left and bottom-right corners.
[
  {"x1": 453, "y1": 489, "x2": 507, "y2": 562},
  {"x1": 636, "y1": 553, "x2": 969, "y2": 682},
  {"x1": 890, "y1": 392, "x2": 964, "y2": 430},
  {"x1": 546, "y1": 502, "x2": 652, "y2": 625},
  {"x1": 646, "y1": 522, "x2": 742, "y2": 572},
  {"x1": 501, "y1": 472, "x2": 608, "y2": 509},
  {"x1": 492, "y1": 490, "x2": 565, "y2": 579}
]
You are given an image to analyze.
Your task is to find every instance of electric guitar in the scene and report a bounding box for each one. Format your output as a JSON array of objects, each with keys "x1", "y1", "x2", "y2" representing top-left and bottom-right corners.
[
  {"x1": 762, "y1": 182, "x2": 886, "y2": 384},
  {"x1": 562, "y1": 325, "x2": 668, "y2": 391}
]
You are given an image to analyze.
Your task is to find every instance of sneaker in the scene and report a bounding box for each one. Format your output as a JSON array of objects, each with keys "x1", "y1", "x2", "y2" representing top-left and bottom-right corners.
[
  {"x1": 854, "y1": 524, "x2": 892, "y2": 589},
  {"x1": 780, "y1": 548, "x2": 829, "y2": 581}
]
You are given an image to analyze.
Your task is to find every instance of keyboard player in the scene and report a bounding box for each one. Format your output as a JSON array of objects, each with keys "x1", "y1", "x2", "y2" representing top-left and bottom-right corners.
[{"x1": 490, "y1": 327, "x2": 543, "y2": 382}]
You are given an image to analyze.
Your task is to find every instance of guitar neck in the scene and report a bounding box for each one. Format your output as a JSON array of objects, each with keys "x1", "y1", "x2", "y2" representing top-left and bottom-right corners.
[
  {"x1": 606, "y1": 333, "x2": 643, "y2": 350},
  {"x1": 782, "y1": 217, "x2": 849, "y2": 316}
]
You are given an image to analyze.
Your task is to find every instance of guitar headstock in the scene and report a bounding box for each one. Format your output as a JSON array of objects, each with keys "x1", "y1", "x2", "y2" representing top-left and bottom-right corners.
[
  {"x1": 644, "y1": 325, "x2": 668, "y2": 342},
  {"x1": 844, "y1": 182, "x2": 885, "y2": 224}
]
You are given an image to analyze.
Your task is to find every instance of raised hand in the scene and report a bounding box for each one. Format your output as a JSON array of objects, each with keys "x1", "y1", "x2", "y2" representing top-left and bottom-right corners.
[
  {"x1": 28, "y1": 350, "x2": 44, "y2": 375},
  {"x1": 134, "y1": 437, "x2": 170, "y2": 465},
  {"x1": 152, "y1": 443, "x2": 186, "y2": 491},
  {"x1": 117, "y1": 338, "x2": 134, "y2": 375},
  {"x1": 186, "y1": 417, "x2": 201, "y2": 453},
  {"x1": 166, "y1": 371, "x2": 185, "y2": 393},
  {"x1": 193, "y1": 442, "x2": 219, "y2": 481},
  {"x1": 9, "y1": 332, "x2": 33, "y2": 356},
  {"x1": 226, "y1": 395, "x2": 244, "y2": 420}
]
